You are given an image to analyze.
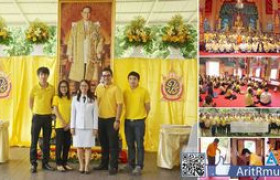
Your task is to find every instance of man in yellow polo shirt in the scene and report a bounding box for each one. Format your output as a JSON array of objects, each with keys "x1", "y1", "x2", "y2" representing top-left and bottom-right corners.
[
  {"x1": 29, "y1": 67, "x2": 55, "y2": 173},
  {"x1": 94, "y1": 67, "x2": 123, "y2": 175},
  {"x1": 123, "y1": 71, "x2": 150, "y2": 176},
  {"x1": 206, "y1": 138, "x2": 221, "y2": 166}
]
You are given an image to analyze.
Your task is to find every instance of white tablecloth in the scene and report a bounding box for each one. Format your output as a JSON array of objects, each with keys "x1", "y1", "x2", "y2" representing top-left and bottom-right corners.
[
  {"x1": 157, "y1": 125, "x2": 191, "y2": 169},
  {"x1": 230, "y1": 121, "x2": 268, "y2": 133}
]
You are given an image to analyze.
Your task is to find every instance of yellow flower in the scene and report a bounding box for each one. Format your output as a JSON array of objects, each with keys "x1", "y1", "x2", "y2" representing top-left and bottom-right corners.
[
  {"x1": 162, "y1": 35, "x2": 168, "y2": 41},
  {"x1": 42, "y1": 32, "x2": 47, "y2": 37},
  {"x1": 167, "y1": 29, "x2": 173, "y2": 36},
  {"x1": 140, "y1": 32, "x2": 147, "y2": 42},
  {"x1": 33, "y1": 37, "x2": 37, "y2": 42}
]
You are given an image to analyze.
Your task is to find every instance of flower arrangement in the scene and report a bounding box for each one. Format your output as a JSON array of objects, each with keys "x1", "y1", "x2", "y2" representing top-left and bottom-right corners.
[
  {"x1": 161, "y1": 14, "x2": 190, "y2": 48},
  {"x1": 124, "y1": 16, "x2": 152, "y2": 47},
  {"x1": 0, "y1": 17, "x2": 11, "y2": 45},
  {"x1": 26, "y1": 20, "x2": 49, "y2": 44}
]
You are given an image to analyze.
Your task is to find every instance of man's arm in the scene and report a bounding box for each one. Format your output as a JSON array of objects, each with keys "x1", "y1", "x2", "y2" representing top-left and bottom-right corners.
[
  {"x1": 144, "y1": 90, "x2": 151, "y2": 117},
  {"x1": 29, "y1": 97, "x2": 34, "y2": 111},
  {"x1": 113, "y1": 103, "x2": 123, "y2": 130},
  {"x1": 145, "y1": 102, "x2": 150, "y2": 117},
  {"x1": 116, "y1": 103, "x2": 123, "y2": 121}
]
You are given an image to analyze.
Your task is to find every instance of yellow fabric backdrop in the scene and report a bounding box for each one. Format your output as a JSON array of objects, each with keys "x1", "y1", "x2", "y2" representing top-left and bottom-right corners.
[
  {"x1": 114, "y1": 58, "x2": 197, "y2": 152},
  {"x1": 0, "y1": 56, "x2": 197, "y2": 152},
  {"x1": 0, "y1": 56, "x2": 57, "y2": 146}
]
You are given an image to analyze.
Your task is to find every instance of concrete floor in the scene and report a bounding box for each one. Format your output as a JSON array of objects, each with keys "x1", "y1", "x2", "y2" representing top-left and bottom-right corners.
[{"x1": 0, "y1": 147, "x2": 187, "y2": 180}]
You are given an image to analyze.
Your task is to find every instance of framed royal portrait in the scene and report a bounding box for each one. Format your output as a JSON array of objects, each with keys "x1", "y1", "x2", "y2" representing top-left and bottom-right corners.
[{"x1": 58, "y1": 0, "x2": 115, "y2": 92}]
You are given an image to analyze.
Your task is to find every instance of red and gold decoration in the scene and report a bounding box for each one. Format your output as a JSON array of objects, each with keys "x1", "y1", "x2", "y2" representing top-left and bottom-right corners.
[
  {"x1": 0, "y1": 71, "x2": 11, "y2": 99},
  {"x1": 161, "y1": 70, "x2": 183, "y2": 101}
]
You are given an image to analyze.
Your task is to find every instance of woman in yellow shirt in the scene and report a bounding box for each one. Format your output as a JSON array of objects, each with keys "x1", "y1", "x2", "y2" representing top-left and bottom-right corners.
[
  {"x1": 53, "y1": 80, "x2": 72, "y2": 172},
  {"x1": 245, "y1": 88, "x2": 256, "y2": 107},
  {"x1": 225, "y1": 84, "x2": 237, "y2": 100},
  {"x1": 256, "y1": 85, "x2": 263, "y2": 101}
]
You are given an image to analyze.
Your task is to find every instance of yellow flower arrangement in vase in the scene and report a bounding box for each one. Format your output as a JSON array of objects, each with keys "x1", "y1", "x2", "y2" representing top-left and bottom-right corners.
[
  {"x1": 0, "y1": 17, "x2": 11, "y2": 45},
  {"x1": 26, "y1": 20, "x2": 49, "y2": 44},
  {"x1": 161, "y1": 14, "x2": 189, "y2": 48},
  {"x1": 124, "y1": 16, "x2": 152, "y2": 47}
]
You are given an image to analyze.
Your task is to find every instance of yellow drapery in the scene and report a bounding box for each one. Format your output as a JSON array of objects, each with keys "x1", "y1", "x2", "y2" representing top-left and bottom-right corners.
[
  {"x1": 0, "y1": 56, "x2": 197, "y2": 152},
  {"x1": 114, "y1": 58, "x2": 197, "y2": 152},
  {"x1": 0, "y1": 56, "x2": 57, "y2": 146}
]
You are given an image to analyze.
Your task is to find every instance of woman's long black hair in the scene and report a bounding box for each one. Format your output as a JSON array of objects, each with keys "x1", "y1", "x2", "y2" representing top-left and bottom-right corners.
[{"x1": 76, "y1": 79, "x2": 95, "y2": 102}]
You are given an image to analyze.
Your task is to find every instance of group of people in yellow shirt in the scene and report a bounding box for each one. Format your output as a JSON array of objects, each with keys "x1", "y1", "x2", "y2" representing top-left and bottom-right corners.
[
  {"x1": 29, "y1": 66, "x2": 150, "y2": 176},
  {"x1": 203, "y1": 31, "x2": 280, "y2": 53},
  {"x1": 199, "y1": 112, "x2": 280, "y2": 137},
  {"x1": 200, "y1": 74, "x2": 272, "y2": 107}
]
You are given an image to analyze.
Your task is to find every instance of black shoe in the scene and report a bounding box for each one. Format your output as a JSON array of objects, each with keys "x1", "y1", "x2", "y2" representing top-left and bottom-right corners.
[
  {"x1": 31, "y1": 164, "x2": 37, "y2": 173},
  {"x1": 42, "y1": 163, "x2": 55, "y2": 171},
  {"x1": 109, "y1": 168, "x2": 118, "y2": 175},
  {"x1": 94, "y1": 165, "x2": 108, "y2": 170}
]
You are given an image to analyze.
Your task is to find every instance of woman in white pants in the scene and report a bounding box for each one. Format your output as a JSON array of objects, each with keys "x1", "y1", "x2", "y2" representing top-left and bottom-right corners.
[{"x1": 70, "y1": 80, "x2": 98, "y2": 174}]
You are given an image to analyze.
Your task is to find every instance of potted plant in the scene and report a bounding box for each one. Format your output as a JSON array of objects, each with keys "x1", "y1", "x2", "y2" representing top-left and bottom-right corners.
[
  {"x1": 161, "y1": 14, "x2": 190, "y2": 59},
  {"x1": 123, "y1": 16, "x2": 152, "y2": 57},
  {"x1": 0, "y1": 17, "x2": 12, "y2": 56},
  {"x1": 25, "y1": 19, "x2": 50, "y2": 55}
]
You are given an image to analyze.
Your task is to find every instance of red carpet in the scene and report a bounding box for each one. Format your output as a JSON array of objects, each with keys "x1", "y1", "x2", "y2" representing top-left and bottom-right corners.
[
  {"x1": 200, "y1": 52, "x2": 280, "y2": 57},
  {"x1": 200, "y1": 86, "x2": 280, "y2": 107}
]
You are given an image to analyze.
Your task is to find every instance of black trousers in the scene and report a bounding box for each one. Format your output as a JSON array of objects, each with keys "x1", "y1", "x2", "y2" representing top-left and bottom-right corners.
[
  {"x1": 55, "y1": 128, "x2": 71, "y2": 165},
  {"x1": 98, "y1": 117, "x2": 119, "y2": 169},
  {"x1": 125, "y1": 119, "x2": 145, "y2": 169},
  {"x1": 30, "y1": 114, "x2": 52, "y2": 165},
  {"x1": 207, "y1": 156, "x2": 216, "y2": 166}
]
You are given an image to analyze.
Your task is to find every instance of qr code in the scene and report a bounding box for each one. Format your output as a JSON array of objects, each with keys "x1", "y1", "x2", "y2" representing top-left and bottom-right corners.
[{"x1": 181, "y1": 152, "x2": 205, "y2": 177}]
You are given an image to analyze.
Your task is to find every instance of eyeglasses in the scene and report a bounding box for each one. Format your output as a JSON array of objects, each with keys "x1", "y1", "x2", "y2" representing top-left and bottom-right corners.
[
  {"x1": 80, "y1": 85, "x2": 88, "y2": 87},
  {"x1": 60, "y1": 86, "x2": 67, "y2": 88},
  {"x1": 102, "y1": 74, "x2": 111, "y2": 77}
]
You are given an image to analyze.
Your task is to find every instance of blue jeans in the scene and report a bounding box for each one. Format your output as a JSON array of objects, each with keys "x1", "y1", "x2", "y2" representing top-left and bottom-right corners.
[{"x1": 125, "y1": 119, "x2": 145, "y2": 169}]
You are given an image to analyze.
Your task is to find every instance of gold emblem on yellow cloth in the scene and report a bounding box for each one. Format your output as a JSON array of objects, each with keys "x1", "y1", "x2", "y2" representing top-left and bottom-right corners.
[
  {"x1": 161, "y1": 71, "x2": 183, "y2": 101},
  {"x1": 0, "y1": 71, "x2": 11, "y2": 98}
]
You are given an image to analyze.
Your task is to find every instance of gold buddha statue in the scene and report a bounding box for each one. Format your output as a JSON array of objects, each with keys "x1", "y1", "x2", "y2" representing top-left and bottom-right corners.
[{"x1": 233, "y1": 14, "x2": 245, "y2": 31}]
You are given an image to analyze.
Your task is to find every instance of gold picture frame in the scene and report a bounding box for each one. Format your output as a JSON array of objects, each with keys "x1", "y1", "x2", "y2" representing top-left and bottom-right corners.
[{"x1": 57, "y1": 0, "x2": 115, "y2": 91}]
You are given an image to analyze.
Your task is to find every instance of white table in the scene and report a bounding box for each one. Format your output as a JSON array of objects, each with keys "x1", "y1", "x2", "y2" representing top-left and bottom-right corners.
[
  {"x1": 0, "y1": 121, "x2": 9, "y2": 163},
  {"x1": 157, "y1": 125, "x2": 191, "y2": 169}
]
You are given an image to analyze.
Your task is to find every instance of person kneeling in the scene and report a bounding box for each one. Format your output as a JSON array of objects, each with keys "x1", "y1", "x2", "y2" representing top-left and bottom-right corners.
[{"x1": 260, "y1": 87, "x2": 271, "y2": 106}]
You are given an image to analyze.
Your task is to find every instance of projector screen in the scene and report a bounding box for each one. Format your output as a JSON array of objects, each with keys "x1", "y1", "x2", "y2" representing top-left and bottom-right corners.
[{"x1": 206, "y1": 61, "x2": 220, "y2": 76}]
